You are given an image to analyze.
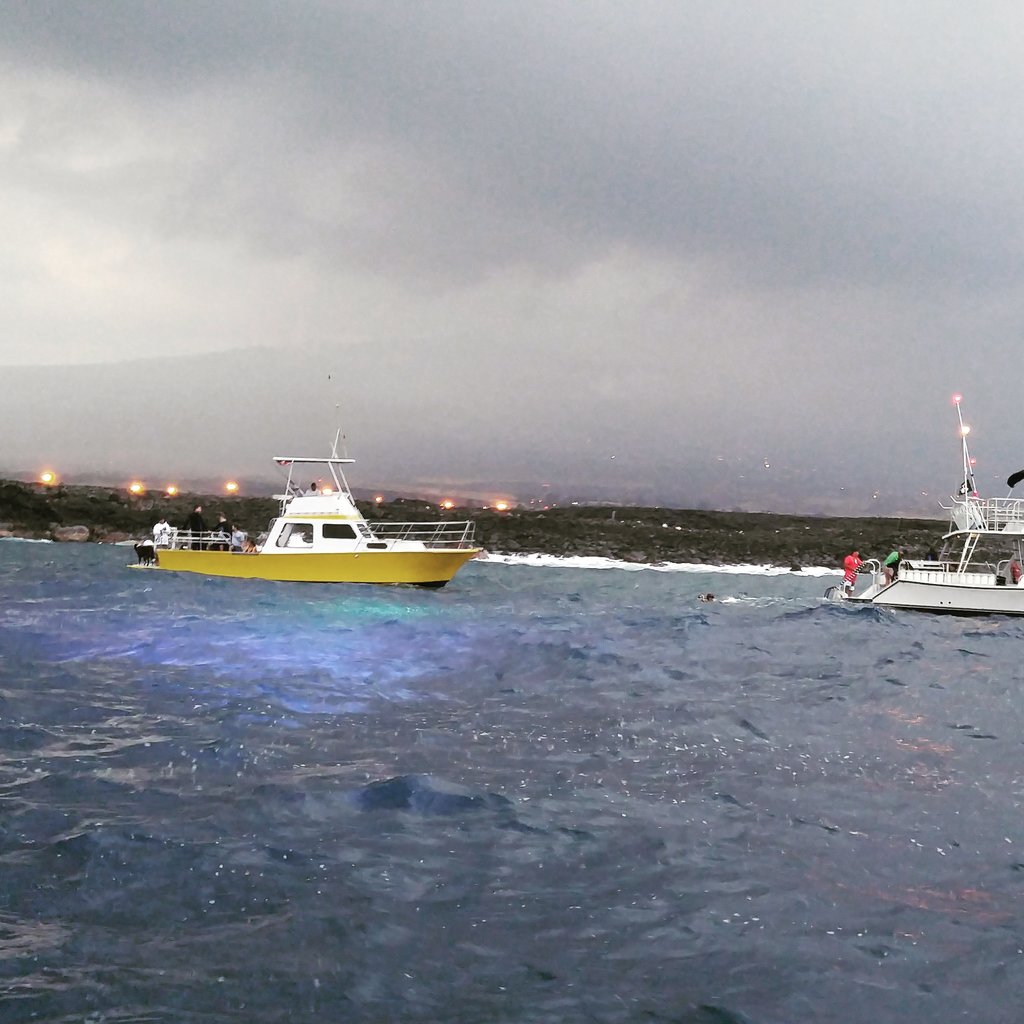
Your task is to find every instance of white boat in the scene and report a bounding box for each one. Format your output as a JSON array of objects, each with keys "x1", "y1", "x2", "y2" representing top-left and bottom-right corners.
[
  {"x1": 835, "y1": 397, "x2": 1024, "y2": 615},
  {"x1": 137, "y1": 455, "x2": 480, "y2": 587}
]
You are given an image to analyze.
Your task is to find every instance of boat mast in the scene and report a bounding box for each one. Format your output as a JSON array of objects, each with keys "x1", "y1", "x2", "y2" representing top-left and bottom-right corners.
[
  {"x1": 953, "y1": 395, "x2": 976, "y2": 496},
  {"x1": 329, "y1": 427, "x2": 353, "y2": 496}
]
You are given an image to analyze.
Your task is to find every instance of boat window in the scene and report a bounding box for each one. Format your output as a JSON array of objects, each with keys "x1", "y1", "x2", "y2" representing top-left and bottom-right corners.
[
  {"x1": 322, "y1": 523, "x2": 357, "y2": 540},
  {"x1": 277, "y1": 522, "x2": 315, "y2": 548}
]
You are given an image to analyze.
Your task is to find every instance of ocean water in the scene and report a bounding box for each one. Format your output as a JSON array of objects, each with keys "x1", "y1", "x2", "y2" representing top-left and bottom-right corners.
[{"x1": 2, "y1": 541, "x2": 1024, "y2": 1023}]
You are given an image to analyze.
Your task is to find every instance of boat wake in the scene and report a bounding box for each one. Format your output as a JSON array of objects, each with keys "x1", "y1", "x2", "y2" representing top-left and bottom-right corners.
[{"x1": 477, "y1": 550, "x2": 837, "y2": 577}]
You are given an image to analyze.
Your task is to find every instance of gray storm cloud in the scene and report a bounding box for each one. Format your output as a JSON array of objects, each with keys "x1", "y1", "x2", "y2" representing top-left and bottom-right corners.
[{"x1": 2, "y1": 2, "x2": 1023, "y2": 512}]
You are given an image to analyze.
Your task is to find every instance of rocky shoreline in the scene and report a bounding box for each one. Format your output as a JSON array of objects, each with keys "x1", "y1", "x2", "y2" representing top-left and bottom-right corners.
[{"x1": 0, "y1": 479, "x2": 945, "y2": 569}]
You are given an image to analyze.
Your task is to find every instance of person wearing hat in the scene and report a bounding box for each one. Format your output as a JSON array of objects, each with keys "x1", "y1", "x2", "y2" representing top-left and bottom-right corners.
[{"x1": 842, "y1": 550, "x2": 863, "y2": 595}]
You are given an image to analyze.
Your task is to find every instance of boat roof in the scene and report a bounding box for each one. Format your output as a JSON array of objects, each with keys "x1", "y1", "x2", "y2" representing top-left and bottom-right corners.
[{"x1": 274, "y1": 456, "x2": 355, "y2": 465}]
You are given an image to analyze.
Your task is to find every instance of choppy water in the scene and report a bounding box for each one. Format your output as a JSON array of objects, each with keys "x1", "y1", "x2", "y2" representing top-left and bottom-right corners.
[{"x1": 2, "y1": 540, "x2": 1024, "y2": 1023}]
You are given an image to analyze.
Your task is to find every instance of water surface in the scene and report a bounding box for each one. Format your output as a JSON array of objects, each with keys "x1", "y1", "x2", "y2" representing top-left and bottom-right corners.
[{"x1": 2, "y1": 541, "x2": 1023, "y2": 1022}]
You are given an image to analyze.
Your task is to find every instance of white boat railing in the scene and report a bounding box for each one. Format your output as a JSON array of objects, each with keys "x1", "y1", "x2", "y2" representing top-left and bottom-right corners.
[
  {"x1": 367, "y1": 521, "x2": 477, "y2": 549},
  {"x1": 950, "y1": 497, "x2": 1024, "y2": 533},
  {"x1": 165, "y1": 522, "x2": 477, "y2": 551},
  {"x1": 166, "y1": 530, "x2": 253, "y2": 551}
]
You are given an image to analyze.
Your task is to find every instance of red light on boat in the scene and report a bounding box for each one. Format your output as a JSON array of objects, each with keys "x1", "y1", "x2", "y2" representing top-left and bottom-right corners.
[{"x1": 952, "y1": 393, "x2": 963, "y2": 404}]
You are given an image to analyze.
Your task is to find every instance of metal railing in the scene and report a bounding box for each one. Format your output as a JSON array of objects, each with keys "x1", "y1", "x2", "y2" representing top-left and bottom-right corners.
[
  {"x1": 165, "y1": 521, "x2": 477, "y2": 552},
  {"x1": 365, "y1": 520, "x2": 477, "y2": 549},
  {"x1": 165, "y1": 529, "x2": 254, "y2": 552},
  {"x1": 950, "y1": 497, "x2": 1024, "y2": 533}
]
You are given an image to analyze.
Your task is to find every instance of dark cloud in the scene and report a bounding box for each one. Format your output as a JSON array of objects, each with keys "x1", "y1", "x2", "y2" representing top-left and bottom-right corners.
[
  {"x1": 7, "y1": 2, "x2": 1024, "y2": 284},
  {"x1": 2, "y1": 3, "x2": 1024, "y2": 510}
]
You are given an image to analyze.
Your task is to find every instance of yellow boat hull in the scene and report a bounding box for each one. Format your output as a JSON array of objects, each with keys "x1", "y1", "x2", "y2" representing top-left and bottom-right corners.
[{"x1": 152, "y1": 548, "x2": 480, "y2": 587}]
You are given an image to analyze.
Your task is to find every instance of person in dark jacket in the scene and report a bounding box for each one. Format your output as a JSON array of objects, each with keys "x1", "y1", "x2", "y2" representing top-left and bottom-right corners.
[
  {"x1": 183, "y1": 505, "x2": 207, "y2": 550},
  {"x1": 211, "y1": 514, "x2": 231, "y2": 551}
]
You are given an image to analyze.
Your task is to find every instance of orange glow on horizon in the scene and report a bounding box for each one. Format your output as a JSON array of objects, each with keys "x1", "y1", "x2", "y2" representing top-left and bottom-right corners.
[
  {"x1": 224, "y1": 480, "x2": 239, "y2": 494},
  {"x1": 374, "y1": 495, "x2": 384, "y2": 504},
  {"x1": 440, "y1": 499, "x2": 455, "y2": 510},
  {"x1": 494, "y1": 500, "x2": 510, "y2": 512},
  {"x1": 165, "y1": 485, "x2": 179, "y2": 497},
  {"x1": 128, "y1": 481, "x2": 145, "y2": 495},
  {"x1": 39, "y1": 470, "x2": 58, "y2": 486}
]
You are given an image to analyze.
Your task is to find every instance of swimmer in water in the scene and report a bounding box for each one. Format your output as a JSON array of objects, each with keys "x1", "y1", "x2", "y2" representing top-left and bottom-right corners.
[{"x1": 698, "y1": 592, "x2": 715, "y2": 603}]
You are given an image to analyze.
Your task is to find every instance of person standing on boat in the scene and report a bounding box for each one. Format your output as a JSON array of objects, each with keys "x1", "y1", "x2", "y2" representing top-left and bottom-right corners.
[
  {"x1": 183, "y1": 505, "x2": 207, "y2": 550},
  {"x1": 211, "y1": 514, "x2": 231, "y2": 551},
  {"x1": 152, "y1": 517, "x2": 172, "y2": 548},
  {"x1": 842, "y1": 550, "x2": 862, "y2": 595},
  {"x1": 884, "y1": 549, "x2": 902, "y2": 585},
  {"x1": 305, "y1": 482, "x2": 319, "y2": 497}
]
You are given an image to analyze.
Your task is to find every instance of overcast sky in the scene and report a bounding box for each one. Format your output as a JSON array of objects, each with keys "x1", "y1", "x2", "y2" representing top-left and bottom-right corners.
[{"x1": 3, "y1": 2, "x2": 1024, "y2": 512}]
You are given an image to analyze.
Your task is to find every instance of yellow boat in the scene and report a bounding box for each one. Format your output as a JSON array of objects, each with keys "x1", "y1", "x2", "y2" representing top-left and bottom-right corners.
[{"x1": 144, "y1": 456, "x2": 480, "y2": 587}]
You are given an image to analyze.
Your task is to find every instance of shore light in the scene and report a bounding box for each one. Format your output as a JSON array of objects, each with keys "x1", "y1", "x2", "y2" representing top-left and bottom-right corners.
[
  {"x1": 374, "y1": 495, "x2": 384, "y2": 504},
  {"x1": 165, "y1": 485, "x2": 179, "y2": 497},
  {"x1": 224, "y1": 480, "x2": 239, "y2": 494},
  {"x1": 128, "y1": 481, "x2": 145, "y2": 496},
  {"x1": 39, "y1": 470, "x2": 58, "y2": 486},
  {"x1": 440, "y1": 499, "x2": 455, "y2": 510},
  {"x1": 494, "y1": 500, "x2": 510, "y2": 512}
]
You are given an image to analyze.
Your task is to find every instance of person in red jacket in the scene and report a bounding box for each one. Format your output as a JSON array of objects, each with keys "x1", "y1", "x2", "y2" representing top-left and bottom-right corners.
[{"x1": 842, "y1": 550, "x2": 863, "y2": 595}]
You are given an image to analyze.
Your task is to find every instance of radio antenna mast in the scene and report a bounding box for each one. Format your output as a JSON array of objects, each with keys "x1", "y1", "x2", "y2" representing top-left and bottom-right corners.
[{"x1": 953, "y1": 394, "x2": 976, "y2": 496}]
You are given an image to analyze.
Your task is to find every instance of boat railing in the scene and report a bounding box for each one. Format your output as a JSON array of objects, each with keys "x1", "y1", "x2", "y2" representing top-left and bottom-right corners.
[
  {"x1": 366, "y1": 520, "x2": 477, "y2": 549},
  {"x1": 166, "y1": 530, "x2": 253, "y2": 551},
  {"x1": 951, "y1": 496, "x2": 1024, "y2": 533}
]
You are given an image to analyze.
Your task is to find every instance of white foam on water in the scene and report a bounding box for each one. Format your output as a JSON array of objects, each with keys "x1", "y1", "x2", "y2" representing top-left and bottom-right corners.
[
  {"x1": 0, "y1": 536, "x2": 53, "y2": 544},
  {"x1": 476, "y1": 550, "x2": 838, "y2": 578}
]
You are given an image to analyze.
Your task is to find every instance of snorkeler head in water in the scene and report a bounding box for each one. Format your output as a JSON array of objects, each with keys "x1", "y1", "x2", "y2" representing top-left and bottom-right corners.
[{"x1": 698, "y1": 592, "x2": 715, "y2": 603}]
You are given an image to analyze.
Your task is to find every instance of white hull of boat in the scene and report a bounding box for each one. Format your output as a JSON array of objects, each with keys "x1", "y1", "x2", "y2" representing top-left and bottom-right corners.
[{"x1": 847, "y1": 568, "x2": 1024, "y2": 615}]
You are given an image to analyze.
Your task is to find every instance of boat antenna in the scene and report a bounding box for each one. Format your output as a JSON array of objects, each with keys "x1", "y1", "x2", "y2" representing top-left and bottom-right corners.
[
  {"x1": 953, "y1": 394, "x2": 977, "y2": 497},
  {"x1": 326, "y1": 372, "x2": 349, "y2": 459}
]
